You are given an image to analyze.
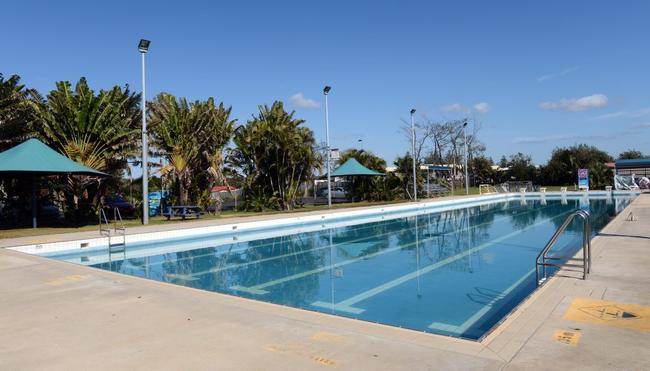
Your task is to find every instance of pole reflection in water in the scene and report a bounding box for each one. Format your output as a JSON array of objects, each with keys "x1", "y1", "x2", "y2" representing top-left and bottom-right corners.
[
  {"x1": 329, "y1": 228, "x2": 335, "y2": 313},
  {"x1": 415, "y1": 214, "x2": 421, "y2": 298}
]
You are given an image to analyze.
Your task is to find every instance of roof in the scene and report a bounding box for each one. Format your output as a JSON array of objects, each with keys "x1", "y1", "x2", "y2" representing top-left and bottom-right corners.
[
  {"x1": 210, "y1": 185, "x2": 238, "y2": 192},
  {"x1": 615, "y1": 159, "x2": 650, "y2": 169},
  {"x1": 331, "y1": 158, "x2": 384, "y2": 177},
  {"x1": 0, "y1": 138, "x2": 107, "y2": 176}
]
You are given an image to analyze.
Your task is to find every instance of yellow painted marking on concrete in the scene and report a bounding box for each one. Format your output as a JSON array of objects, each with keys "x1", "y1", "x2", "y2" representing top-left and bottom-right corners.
[
  {"x1": 563, "y1": 298, "x2": 650, "y2": 332},
  {"x1": 311, "y1": 331, "x2": 347, "y2": 344},
  {"x1": 46, "y1": 274, "x2": 88, "y2": 286},
  {"x1": 554, "y1": 329, "x2": 581, "y2": 346},
  {"x1": 263, "y1": 345, "x2": 282, "y2": 353},
  {"x1": 311, "y1": 356, "x2": 336, "y2": 366}
]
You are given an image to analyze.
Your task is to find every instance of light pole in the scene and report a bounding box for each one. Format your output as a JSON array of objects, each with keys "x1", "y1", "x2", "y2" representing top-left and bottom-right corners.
[
  {"x1": 410, "y1": 109, "x2": 417, "y2": 201},
  {"x1": 323, "y1": 86, "x2": 332, "y2": 208},
  {"x1": 138, "y1": 39, "x2": 150, "y2": 224},
  {"x1": 463, "y1": 121, "x2": 469, "y2": 195}
]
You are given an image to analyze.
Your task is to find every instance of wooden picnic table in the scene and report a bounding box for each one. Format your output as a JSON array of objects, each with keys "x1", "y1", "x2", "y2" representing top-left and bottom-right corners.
[{"x1": 163, "y1": 205, "x2": 203, "y2": 220}]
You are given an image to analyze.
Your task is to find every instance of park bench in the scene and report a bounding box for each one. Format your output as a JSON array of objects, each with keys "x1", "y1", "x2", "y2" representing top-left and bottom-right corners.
[{"x1": 163, "y1": 205, "x2": 203, "y2": 220}]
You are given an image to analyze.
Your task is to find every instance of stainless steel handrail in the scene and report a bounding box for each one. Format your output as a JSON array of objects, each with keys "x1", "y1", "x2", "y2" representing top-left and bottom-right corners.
[
  {"x1": 99, "y1": 208, "x2": 111, "y2": 237},
  {"x1": 536, "y1": 209, "x2": 591, "y2": 286}
]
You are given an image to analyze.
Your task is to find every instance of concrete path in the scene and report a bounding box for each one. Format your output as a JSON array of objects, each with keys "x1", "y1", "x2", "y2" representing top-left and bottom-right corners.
[{"x1": 1, "y1": 194, "x2": 649, "y2": 370}]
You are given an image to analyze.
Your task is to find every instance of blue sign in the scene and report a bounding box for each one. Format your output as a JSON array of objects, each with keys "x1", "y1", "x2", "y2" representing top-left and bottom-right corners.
[
  {"x1": 148, "y1": 191, "x2": 169, "y2": 216},
  {"x1": 578, "y1": 168, "x2": 589, "y2": 190}
]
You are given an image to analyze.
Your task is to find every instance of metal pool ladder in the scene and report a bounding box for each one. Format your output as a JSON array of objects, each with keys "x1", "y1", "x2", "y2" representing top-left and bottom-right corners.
[
  {"x1": 536, "y1": 209, "x2": 591, "y2": 286},
  {"x1": 99, "y1": 208, "x2": 127, "y2": 253}
]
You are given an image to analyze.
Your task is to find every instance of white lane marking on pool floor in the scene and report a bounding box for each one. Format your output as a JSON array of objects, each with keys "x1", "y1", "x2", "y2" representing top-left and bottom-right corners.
[
  {"x1": 427, "y1": 268, "x2": 535, "y2": 335},
  {"x1": 173, "y1": 201, "x2": 533, "y2": 280},
  {"x1": 310, "y1": 216, "x2": 556, "y2": 314},
  {"x1": 230, "y1": 206, "x2": 563, "y2": 296}
]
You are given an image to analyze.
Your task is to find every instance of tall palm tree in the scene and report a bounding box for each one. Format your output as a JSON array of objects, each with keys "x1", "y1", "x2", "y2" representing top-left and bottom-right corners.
[
  {"x1": 31, "y1": 77, "x2": 141, "y2": 213},
  {"x1": 0, "y1": 73, "x2": 37, "y2": 151},
  {"x1": 232, "y1": 101, "x2": 320, "y2": 210},
  {"x1": 149, "y1": 93, "x2": 235, "y2": 205}
]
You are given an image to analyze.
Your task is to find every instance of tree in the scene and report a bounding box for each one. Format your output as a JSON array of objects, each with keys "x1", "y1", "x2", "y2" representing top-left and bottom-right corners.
[
  {"x1": 471, "y1": 156, "x2": 495, "y2": 184},
  {"x1": 148, "y1": 93, "x2": 235, "y2": 205},
  {"x1": 618, "y1": 149, "x2": 646, "y2": 160},
  {"x1": 506, "y1": 153, "x2": 537, "y2": 181},
  {"x1": 32, "y1": 78, "x2": 141, "y2": 217},
  {"x1": 232, "y1": 101, "x2": 319, "y2": 211},
  {"x1": 543, "y1": 144, "x2": 613, "y2": 188},
  {"x1": 337, "y1": 149, "x2": 388, "y2": 201},
  {"x1": 0, "y1": 74, "x2": 37, "y2": 151}
]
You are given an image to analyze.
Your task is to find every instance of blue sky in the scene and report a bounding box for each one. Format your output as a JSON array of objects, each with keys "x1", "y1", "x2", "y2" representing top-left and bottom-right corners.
[{"x1": 2, "y1": 0, "x2": 650, "y2": 165}]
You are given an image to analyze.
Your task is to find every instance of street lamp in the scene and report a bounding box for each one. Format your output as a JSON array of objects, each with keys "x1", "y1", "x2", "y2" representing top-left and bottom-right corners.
[
  {"x1": 138, "y1": 39, "x2": 150, "y2": 224},
  {"x1": 410, "y1": 108, "x2": 417, "y2": 201},
  {"x1": 463, "y1": 120, "x2": 469, "y2": 195},
  {"x1": 323, "y1": 85, "x2": 332, "y2": 208}
]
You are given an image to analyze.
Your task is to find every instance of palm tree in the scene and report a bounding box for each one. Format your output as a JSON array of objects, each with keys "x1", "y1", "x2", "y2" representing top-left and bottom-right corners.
[
  {"x1": 149, "y1": 93, "x2": 235, "y2": 205},
  {"x1": 232, "y1": 101, "x2": 320, "y2": 211},
  {"x1": 33, "y1": 78, "x2": 141, "y2": 173},
  {"x1": 0, "y1": 73, "x2": 37, "y2": 151},
  {"x1": 31, "y1": 78, "x2": 141, "y2": 214}
]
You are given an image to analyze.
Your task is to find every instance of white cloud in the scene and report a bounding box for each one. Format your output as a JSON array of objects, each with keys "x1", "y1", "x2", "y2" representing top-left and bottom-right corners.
[
  {"x1": 289, "y1": 92, "x2": 320, "y2": 109},
  {"x1": 592, "y1": 107, "x2": 650, "y2": 120},
  {"x1": 440, "y1": 103, "x2": 468, "y2": 113},
  {"x1": 441, "y1": 102, "x2": 490, "y2": 114},
  {"x1": 537, "y1": 66, "x2": 580, "y2": 83},
  {"x1": 473, "y1": 102, "x2": 490, "y2": 114},
  {"x1": 539, "y1": 94, "x2": 608, "y2": 112}
]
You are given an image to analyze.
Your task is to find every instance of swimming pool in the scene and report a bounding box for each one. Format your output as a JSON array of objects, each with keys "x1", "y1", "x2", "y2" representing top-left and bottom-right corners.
[{"x1": 32, "y1": 193, "x2": 635, "y2": 340}]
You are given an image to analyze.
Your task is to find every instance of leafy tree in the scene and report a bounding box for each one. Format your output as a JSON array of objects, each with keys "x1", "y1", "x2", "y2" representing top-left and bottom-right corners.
[
  {"x1": 618, "y1": 149, "x2": 646, "y2": 160},
  {"x1": 506, "y1": 153, "x2": 537, "y2": 181},
  {"x1": 393, "y1": 153, "x2": 424, "y2": 199},
  {"x1": 232, "y1": 101, "x2": 319, "y2": 211},
  {"x1": 543, "y1": 144, "x2": 613, "y2": 188},
  {"x1": 32, "y1": 78, "x2": 141, "y2": 217},
  {"x1": 148, "y1": 93, "x2": 235, "y2": 205},
  {"x1": 471, "y1": 156, "x2": 495, "y2": 184},
  {"x1": 337, "y1": 149, "x2": 389, "y2": 201},
  {"x1": 0, "y1": 74, "x2": 37, "y2": 151}
]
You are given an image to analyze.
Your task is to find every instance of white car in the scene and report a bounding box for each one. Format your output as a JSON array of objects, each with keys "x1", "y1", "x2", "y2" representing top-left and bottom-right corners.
[{"x1": 319, "y1": 187, "x2": 348, "y2": 198}]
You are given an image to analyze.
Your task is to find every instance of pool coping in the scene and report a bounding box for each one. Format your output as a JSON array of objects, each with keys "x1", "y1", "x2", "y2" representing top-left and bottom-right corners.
[{"x1": 0, "y1": 191, "x2": 647, "y2": 369}]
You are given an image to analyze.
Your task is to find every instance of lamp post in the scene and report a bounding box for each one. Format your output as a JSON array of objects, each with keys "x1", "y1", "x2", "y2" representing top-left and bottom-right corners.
[
  {"x1": 323, "y1": 86, "x2": 332, "y2": 208},
  {"x1": 138, "y1": 39, "x2": 150, "y2": 224},
  {"x1": 463, "y1": 121, "x2": 469, "y2": 195},
  {"x1": 410, "y1": 109, "x2": 417, "y2": 201}
]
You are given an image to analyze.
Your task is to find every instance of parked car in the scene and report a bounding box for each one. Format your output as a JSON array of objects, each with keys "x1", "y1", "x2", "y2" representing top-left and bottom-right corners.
[
  {"x1": 318, "y1": 187, "x2": 348, "y2": 198},
  {"x1": 102, "y1": 195, "x2": 136, "y2": 218}
]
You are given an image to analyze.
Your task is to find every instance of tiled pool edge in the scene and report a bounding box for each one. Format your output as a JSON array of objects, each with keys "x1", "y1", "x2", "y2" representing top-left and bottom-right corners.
[{"x1": 8, "y1": 193, "x2": 508, "y2": 255}]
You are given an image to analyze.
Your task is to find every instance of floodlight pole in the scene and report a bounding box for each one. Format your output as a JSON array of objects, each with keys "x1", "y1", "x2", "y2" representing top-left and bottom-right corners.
[
  {"x1": 463, "y1": 121, "x2": 469, "y2": 195},
  {"x1": 411, "y1": 109, "x2": 417, "y2": 201},
  {"x1": 139, "y1": 40, "x2": 150, "y2": 224},
  {"x1": 324, "y1": 86, "x2": 332, "y2": 209}
]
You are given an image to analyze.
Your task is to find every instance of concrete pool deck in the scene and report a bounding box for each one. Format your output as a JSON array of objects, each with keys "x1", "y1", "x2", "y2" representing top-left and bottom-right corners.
[{"x1": 1, "y1": 193, "x2": 649, "y2": 370}]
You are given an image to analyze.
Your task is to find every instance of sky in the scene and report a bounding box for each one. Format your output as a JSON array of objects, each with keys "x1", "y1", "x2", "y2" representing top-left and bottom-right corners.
[{"x1": 2, "y1": 0, "x2": 650, "y2": 166}]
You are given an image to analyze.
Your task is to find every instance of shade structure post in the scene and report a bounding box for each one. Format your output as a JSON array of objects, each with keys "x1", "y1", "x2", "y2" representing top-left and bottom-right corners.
[{"x1": 31, "y1": 174, "x2": 37, "y2": 228}]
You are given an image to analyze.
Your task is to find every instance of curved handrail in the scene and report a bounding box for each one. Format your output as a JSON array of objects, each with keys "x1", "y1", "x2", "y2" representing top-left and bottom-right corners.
[{"x1": 536, "y1": 209, "x2": 591, "y2": 285}]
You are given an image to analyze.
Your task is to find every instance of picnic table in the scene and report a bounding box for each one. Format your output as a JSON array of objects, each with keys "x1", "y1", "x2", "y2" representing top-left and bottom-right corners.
[{"x1": 163, "y1": 205, "x2": 203, "y2": 220}]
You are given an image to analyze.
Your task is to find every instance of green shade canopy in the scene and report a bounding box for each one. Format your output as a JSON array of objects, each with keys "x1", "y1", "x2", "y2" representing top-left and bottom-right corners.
[
  {"x1": 331, "y1": 158, "x2": 384, "y2": 177},
  {"x1": 0, "y1": 138, "x2": 107, "y2": 176},
  {"x1": 0, "y1": 138, "x2": 108, "y2": 228}
]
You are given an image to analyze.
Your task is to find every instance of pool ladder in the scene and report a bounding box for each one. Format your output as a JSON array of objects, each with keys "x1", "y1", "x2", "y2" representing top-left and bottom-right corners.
[
  {"x1": 536, "y1": 209, "x2": 591, "y2": 286},
  {"x1": 99, "y1": 207, "x2": 126, "y2": 254}
]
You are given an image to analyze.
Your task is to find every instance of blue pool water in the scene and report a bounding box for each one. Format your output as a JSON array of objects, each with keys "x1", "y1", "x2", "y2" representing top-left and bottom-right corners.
[{"x1": 47, "y1": 195, "x2": 634, "y2": 340}]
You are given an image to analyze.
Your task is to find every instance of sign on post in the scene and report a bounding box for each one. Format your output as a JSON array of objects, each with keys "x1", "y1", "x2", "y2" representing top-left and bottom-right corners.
[{"x1": 578, "y1": 168, "x2": 589, "y2": 191}]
